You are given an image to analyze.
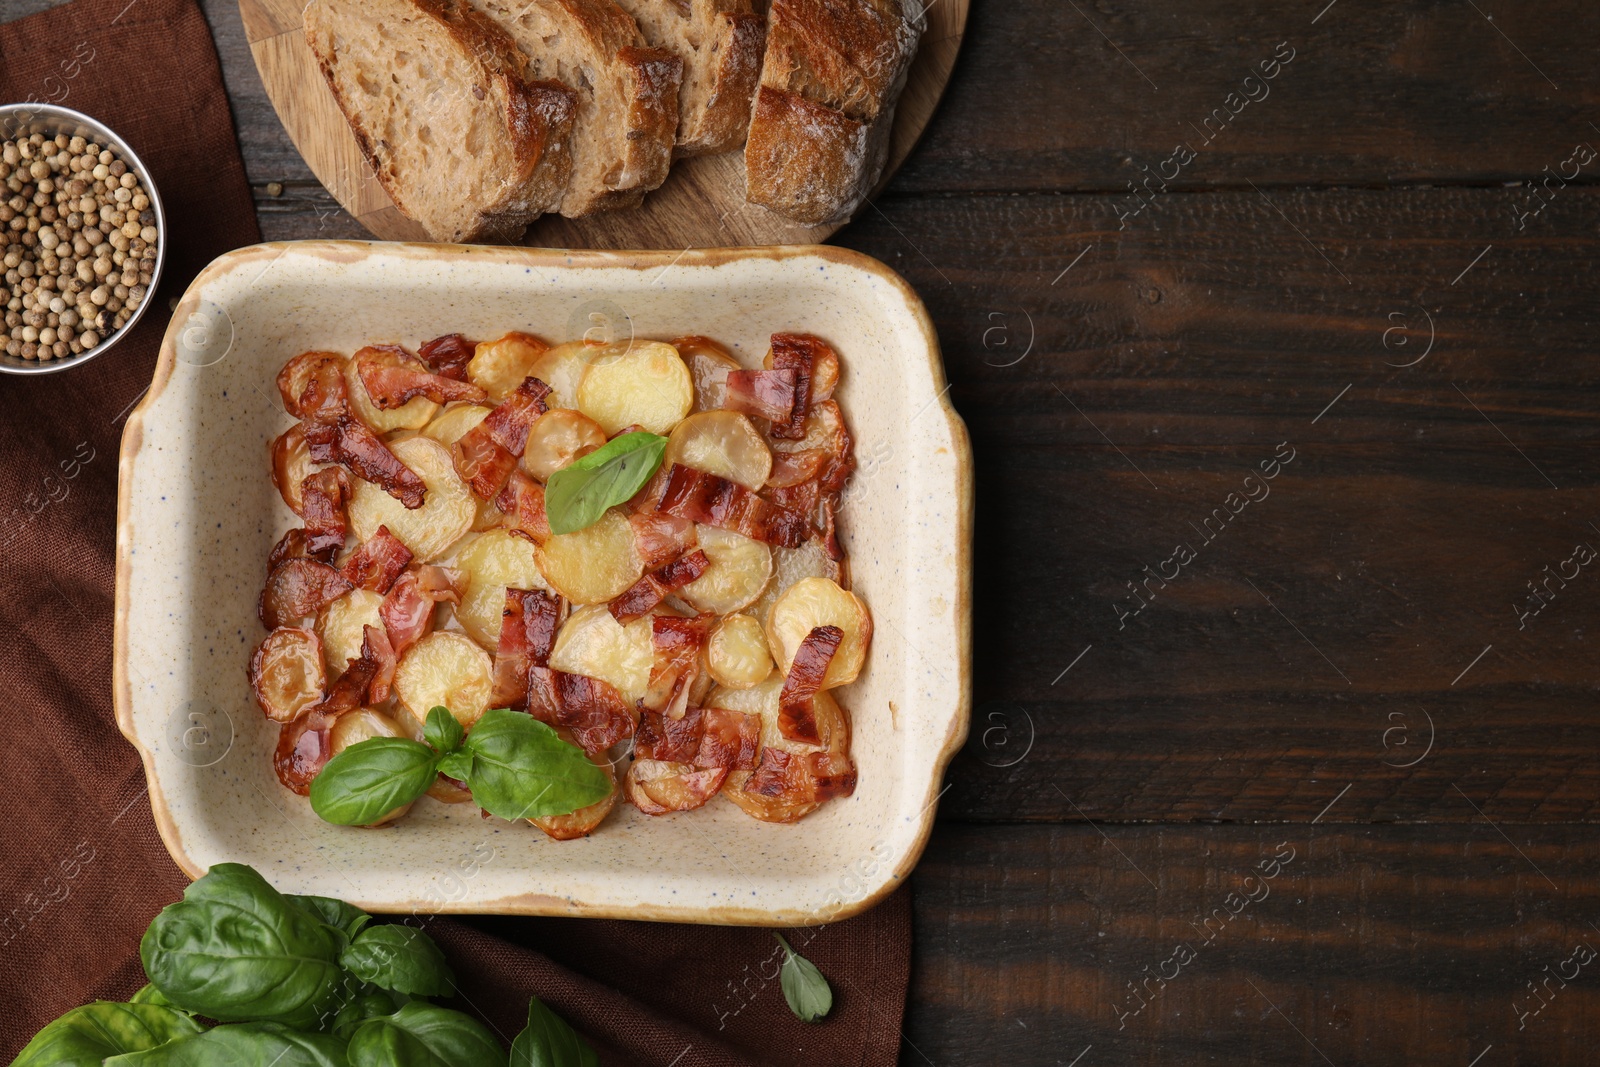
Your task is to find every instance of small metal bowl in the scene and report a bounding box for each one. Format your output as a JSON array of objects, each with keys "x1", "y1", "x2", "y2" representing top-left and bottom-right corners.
[{"x1": 0, "y1": 102, "x2": 167, "y2": 376}]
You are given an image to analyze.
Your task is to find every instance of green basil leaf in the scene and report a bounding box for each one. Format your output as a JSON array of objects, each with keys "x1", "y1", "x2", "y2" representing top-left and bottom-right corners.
[
  {"x1": 544, "y1": 431, "x2": 667, "y2": 535},
  {"x1": 509, "y1": 995, "x2": 599, "y2": 1067},
  {"x1": 140, "y1": 863, "x2": 345, "y2": 1026},
  {"x1": 436, "y1": 750, "x2": 474, "y2": 782},
  {"x1": 424, "y1": 706, "x2": 465, "y2": 753},
  {"x1": 333, "y1": 990, "x2": 406, "y2": 1041},
  {"x1": 103, "y1": 1022, "x2": 349, "y2": 1067},
  {"x1": 310, "y1": 737, "x2": 440, "y2": 826},
  {"x1": 460, "y1": 709, "x2": 611, "y2": 820},
  {"x1": 340, "y1": 924, "x2": 455, "y2": 997},
  {"x1": 775, "y1": 934, "x2": 833, "y2": 1023},
  {"x1": 128, "y1": 984, "x2": 186, "y2": 1011},
  {"x1": 348, "y1": 1003, "x2": 506, "y2": 1067},
  {"x1": 289, "y1": 894, "x2": 373, "y2": 941},
  {"x1": 11, "y1": 1002, "x2": 203, "y2": 1067}
]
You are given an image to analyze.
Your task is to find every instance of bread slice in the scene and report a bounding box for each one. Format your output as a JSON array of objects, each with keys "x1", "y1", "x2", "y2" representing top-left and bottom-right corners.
[
  {"x1": 305, "y1": 0, "x2": 578, "y2": 242},
  {"x1": 609, "y1": 0, "x2": 767, "y2": 156},
  {"x1": 744, "y1": 0, "x2": 924, "y2": 225},
  {"x1": 472, "y1": 0, "x2": 683, "y2": 216}
]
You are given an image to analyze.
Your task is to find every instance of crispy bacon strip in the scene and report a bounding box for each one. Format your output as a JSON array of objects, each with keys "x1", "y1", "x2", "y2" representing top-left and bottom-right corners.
[
  {"x1": 723, "y1": 369, "x2": 797, "y2": 423},
  {"x1": 628, "y1": 511, "x2": 696, "y2": 569},
  {"x1": 355, "y1": 344, "x2": 488, "y2": 408},
  {"x1": 765, "y1": 479, "x2": 821, "y2": 521},
  {"x1": 417, "y1": 333, "x2": 476, "y2": 381},
  {"x1": 698, "y1": 707, "x2": 761, "y2": 770},
  {"x1": 656, "y1": 464, "x2": 809, "y2": 547},
  {"x1": 806, "y1": 748, "x2": 858, "y2": 800},
  {"x1": 276, "y1": 350, "x2": 345, "y2": 417},
  {"x1": 635, "y1": 705, "x2": 703, "y2": 763},
  {"x1": 767, "y1": 333, "x2": 837, "y2": 439},
  {"x1": 364, "y1": 623, "x2": 398, "y2": 704},
  {"x1": 744, "y1": 747, "x2": 797, "y2": 798},
  {"x1": 291, "y1": 354, "x2": 349, "y2": 424},
  {"x1": 777, "y1": 625, "x2": 843, "y2": 744},
  {"x1": 269, "y1": 528, "x2": 312, "y2": 571},
  {"x1": 489, "y1": 588, "x2": 562, "y2": 709},
  {"x1": 380, "y1": 566, "x2": 463, "y2": 656},
  {"x1": 306, "y1": 416, "x2": 426, "y2": 509},
  {"x1": 627, "y1": 464, "x2": 674, "y2": 515},
  {"x1": 640, "y1": 613, "x2": 715, "y2": 717},
  {"x1": 609, "y1": 550, "x2": 711, "y2": 623},
  {"x1": 339, "y1": 526, "x2": 413, "y2": 593},
  {"x1": 495, "y1": 471, "x2": 552, "y2": 542},
  {"x1": 260, "y1": 559, "x2": 353, "y2": 629},
  {"x1": 451, "y1": 376, "x2": 553, "y2": 498},
  {"x1": 550, "y1": 672, "x2": 635, "y2": 757},
  {"x1": 300, "y1": 467, "x2": 351, "y2": 559},
  {"x1": 274, "y1": 626, "x2": 386, "y2": 796},
  {"x1": 820, "y1": 496, "x2": 845, "y2": 563},
  {"x1": 744, "y1": 745, "x2": 856, "y2": 803}
]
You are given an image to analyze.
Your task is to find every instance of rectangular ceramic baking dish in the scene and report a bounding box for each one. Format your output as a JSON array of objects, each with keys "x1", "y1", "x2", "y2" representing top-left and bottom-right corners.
[{"x1": 114, "y1": 241, "x2": 971, "y2": 924}]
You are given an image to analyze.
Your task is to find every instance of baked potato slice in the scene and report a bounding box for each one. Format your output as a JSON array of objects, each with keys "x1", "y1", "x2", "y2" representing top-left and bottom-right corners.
[
  {"x1": 468, "y1": 332, "x2": 549, "y2": 402},
  {"x1": 576, "y1": 341, "x2": 693, "y2": 435},
  {"x1": 747, "y1": 537, "x2": 833, "y2": 626},
  {"x1": 675, "y1": 335, "x2": 741, "y2": 412},
  {"x1": 521, "y1": 409, "x2": 606, "y2": 481},
  {"x1": 249, "y1": 627, "x2": 326, "y2": 722},
  {"x1": 625, "y1": 758, "x2": 728, "y2": 815},
  {"x1": 706, "y1": 613, "x2": 774, "y2": 689},
  {"x1": 665, "y1": 410, "x2": 771, "y2": 490},
  {"x1": 547, "y1": 603, "x2": 654, "y2": 704},
  {"x1": 348, "y1": 436, "x2": 475, "y2": 562},
  {"x1": 421, "y1": 404, "x2": 492, "y2": 447},
  {"x1": 765, "y1": 577, "x2": 871, "y2": 688},
  {"x1": 316, "y1": 587, "x2": 386, "y2": 675},
  {"x1": 527, "y1": 340, "x2": 599, "y2": 410},
  {"x1": 393, "y1": 631, "x2": 493, "y2": 729},
  {"x1": 344, "y1": 352, "x2": 439, "y2": 432},
  {"x1": 534, "y1": 508, "x2": 644, "y2": 605},
  {"x1": 453, "y1": 529, "x2": 550, "y2": 648},
  {"x1": 271, "y1": 425, "x2": 316, "y2": 516},
  {"x1": 679, "y1": 526, "x2": 771, "y2": 615}
]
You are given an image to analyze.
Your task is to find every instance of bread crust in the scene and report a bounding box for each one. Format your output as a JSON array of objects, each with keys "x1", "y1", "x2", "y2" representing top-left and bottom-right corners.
[
  {"x1": 744, "y1": 0, "x2": 923, "y2": 224},
  {"x1": 306, "y1": 0, "x2": 577, "y2": 241}
]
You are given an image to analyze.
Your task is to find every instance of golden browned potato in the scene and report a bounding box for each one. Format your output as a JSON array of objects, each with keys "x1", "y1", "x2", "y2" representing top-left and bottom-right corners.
[
  {"x1": 625, "y1": 758, "x2": 728, "y2": 815},
  {"x1": 315, "y1": 588, "x2": 386, "y2": 675},
  {"x1": 393, "y1": 632, "x2": 493, "y2": 729},
  {"x1": 453, "y1": 529, "x2": 549, "y2": 648},
  {"x1": 328, "y1": 709, "x2": 415, "y2": 826},
  {"x1": 547, "y1": 603, "x2": 653, "y2": 703},
  {"x1": 348, "y1": 436, "x2": 475, "y2": 562},
  {"x1": 521, "y1": 409, "x2": 607, "y2": 481},
  {"x1": 577, "y1": 341, "x2": 693, "y2": 435},
  {"x1": 679, "y1": 526, "x2": 771, "y2": 615},
  {"x1": 421, "y1": 404, "x2": 492, "y2": 447},
  {"x1": 765, "y1": 577, "x2": 871, "y2": 688},
  {"x1": 535, "y1": 508, "x2": 644, "y2": 604},
  {"x1": 747, "y1": 538, "x2": 833, "y2": 626},
  {"x1": 706, "y1": 613, "x2": 773, "y2": 689},
  {"x1": 249, "y1": 627, "x2": 326, "y2": 722},
  {"x1": 468, "y1": 332, "x2": 548, "y2": 401},
  {"x1": 345, "y1": 355, "x2": 439, "y2": 433},
  {"x1": 665, "y1": 411, "x2": 772, "y2": 490},
  {"x1": 271, "y1": 425, "x2": 316, "y2": 516},
  {"x1": 712, "y1": 678, "x2": 850, "y2": 823},
  {"x1": 527, "y1": 340, "x2": 597, "y2": 410}
]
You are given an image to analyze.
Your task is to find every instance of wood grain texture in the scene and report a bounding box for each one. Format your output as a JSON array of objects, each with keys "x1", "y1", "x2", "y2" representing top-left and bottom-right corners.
[
  {"x1": 236, "y1": 0, "x2": 967, "y2": 246},
  {"x1": 908, "y1": 823, "x2": 1600, "y2": 1065}
]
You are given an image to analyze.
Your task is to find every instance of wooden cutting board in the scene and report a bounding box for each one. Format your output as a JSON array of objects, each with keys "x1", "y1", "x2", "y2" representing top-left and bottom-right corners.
[{"x1": 238, "y1": 0, "x2": 968, "y2": 248}]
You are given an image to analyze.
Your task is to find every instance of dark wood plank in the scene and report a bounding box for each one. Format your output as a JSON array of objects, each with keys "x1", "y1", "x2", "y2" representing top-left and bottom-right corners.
[
  {"x1": 905, "y1": 823, "x2": 1600, "y2": 1066},
  {"x1": 241, "y1": 185, "x2": 1600, "y2": 825}
]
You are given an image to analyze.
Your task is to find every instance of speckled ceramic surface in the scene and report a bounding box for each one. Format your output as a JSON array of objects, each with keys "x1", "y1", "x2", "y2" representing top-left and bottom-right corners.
[{"x1": 114, "y1": 241, "x2": 971, "y2": 925}]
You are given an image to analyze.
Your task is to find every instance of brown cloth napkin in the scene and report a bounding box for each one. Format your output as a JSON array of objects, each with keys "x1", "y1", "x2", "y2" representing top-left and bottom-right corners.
[{"x1": 0, "y1": 1, "x2": 912, "y2": 1062}]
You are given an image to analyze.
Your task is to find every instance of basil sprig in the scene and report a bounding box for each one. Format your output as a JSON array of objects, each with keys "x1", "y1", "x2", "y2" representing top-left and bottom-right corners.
[
  {"x1": 544, "y1": 431, "x2": 667, "y2": 534},
  {"x1": 775, "y1": 934, "x2": 834, "y2": 1023},
  {"x1": 310, "y1": 706, "x2": 610, "y2": 827},
  {"x1": 17, "y1": 863, "x2": 600, "y2": 1066}
]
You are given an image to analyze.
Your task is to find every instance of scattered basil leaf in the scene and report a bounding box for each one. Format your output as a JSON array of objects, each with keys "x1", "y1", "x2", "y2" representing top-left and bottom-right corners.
[
  {"x1": 424, "y1": 706, "x2": 465, "y2": 754},
  {"x1": 436, "y1": 750, "x2": 474, "y2": 783},
  {"x1": 340, "y1": 924, "x2": 455, "y2": 998},
  {"x1": 509, "y1": 995, "x2": 599, "y2": 1067},
  {"x1": 128, "y1": 984, "x2": 185, "y2": 1010},
  {"x1": 460, "y1": 709, "x2": 612, "y2": 820},
  {"x1": 103, "y1": 1022, "x2": 350, "y2": 1067},
  {"x1": 544, "y1": 431, "x2": 667, "y2": 535},
  {"x1": 141, "y1": 863, "x2": 345, "y2": 1027},
  {"x1": 310, "y1": 737, "x2": 441, "y2": 826},
  {"x1": 347, "y1": 1002, "x2": 506, "y2": 1067},
  {"x1": 289, "y1": 894, "x2": 373, "y2": 941},
  {"x1": 11, "y1": 1002, "x2": 204, "y2": 1067},
  {"x1": 333, "y1": 990, "x2": 406, "y2": 1041},
  {"x1": 775, "y1": 934, "x2": 833, "y2": 1023}
]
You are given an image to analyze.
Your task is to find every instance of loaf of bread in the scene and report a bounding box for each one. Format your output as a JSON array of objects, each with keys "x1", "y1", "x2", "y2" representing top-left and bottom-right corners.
[
  {"x1": 304, "y1": 0, "x2": 578, "y2": 242},
  {"x1": 610, "y1": 0, "x2": 767, "y2": 156},
  {"x1": 744, "y1": 0, "x2": 924, "y2": 225},
  {"x1": 473, "y1": 0, "x2": 684, "y2": 216}
]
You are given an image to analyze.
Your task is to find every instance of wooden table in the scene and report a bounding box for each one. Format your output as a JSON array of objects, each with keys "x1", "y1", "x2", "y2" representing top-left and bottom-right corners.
[{"x1": 24, "y1": 0, "x2": 1600, "y2": 1061}]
